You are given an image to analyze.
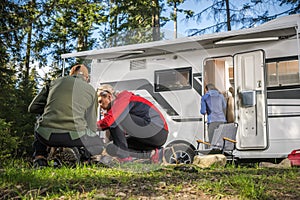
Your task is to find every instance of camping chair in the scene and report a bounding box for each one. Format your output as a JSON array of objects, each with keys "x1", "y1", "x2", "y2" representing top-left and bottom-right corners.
[{"x1": 195, "y1": 123, "x2": 238, "y2": 162}]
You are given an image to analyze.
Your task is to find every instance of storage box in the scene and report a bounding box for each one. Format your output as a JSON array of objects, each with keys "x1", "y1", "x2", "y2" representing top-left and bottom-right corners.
[
  {"x1": 288, "y1": 149, "x2": 300, "y2": 166},
  {"x1": 240, "y1": 90, "x2": 256, "y2": 107}
]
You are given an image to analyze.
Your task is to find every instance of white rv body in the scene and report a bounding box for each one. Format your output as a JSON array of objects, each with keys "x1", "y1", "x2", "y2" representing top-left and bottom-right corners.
[{"x1": 62, "y1": 14, "x2": 300, "y2": 163}]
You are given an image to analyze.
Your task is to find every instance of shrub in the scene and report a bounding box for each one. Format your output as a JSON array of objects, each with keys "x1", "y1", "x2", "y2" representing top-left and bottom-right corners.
[{"x1": 0, "y1": 118, "x2": 19, "y2": 162}]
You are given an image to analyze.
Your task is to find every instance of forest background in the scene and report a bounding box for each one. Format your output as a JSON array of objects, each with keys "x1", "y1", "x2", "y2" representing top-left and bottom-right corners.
[{"x1": 0, "y1": 0, "x2": 299, "y2": 161}]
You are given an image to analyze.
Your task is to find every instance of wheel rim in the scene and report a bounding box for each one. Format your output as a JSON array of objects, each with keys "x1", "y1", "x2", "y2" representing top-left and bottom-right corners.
[{"x1": 169, "y1": 150, "x2": 192, "y2": 164}]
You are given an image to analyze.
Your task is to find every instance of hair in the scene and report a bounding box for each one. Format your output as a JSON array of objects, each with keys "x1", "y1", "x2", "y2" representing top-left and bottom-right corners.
[
  {"x1": 97, "y1": 84, "x2": 115, "y2": 97},
  {"x1": 229, "y1": 86, "x2": 234, "y2": 95},
  {"x1": 69, "y1": 64, "x2": 89, "y2": 77},
  {"x1": 205, "y1": 83, "x2": 217, "y2": 91}
]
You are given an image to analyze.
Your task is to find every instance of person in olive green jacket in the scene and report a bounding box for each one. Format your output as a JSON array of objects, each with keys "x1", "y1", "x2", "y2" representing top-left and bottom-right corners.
[{"x1": 29, "y1": 64, "x2": 103, "y2": 167}]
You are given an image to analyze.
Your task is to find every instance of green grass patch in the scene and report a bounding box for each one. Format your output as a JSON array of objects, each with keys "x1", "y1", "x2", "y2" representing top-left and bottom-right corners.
[{"x1": 1, "y1": 160, "x2": 300, "y2": 199}]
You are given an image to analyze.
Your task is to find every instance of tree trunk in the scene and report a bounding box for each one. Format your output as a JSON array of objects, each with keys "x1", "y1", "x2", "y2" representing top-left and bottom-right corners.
[
  {"x1": 174, "y1": 2, "x2": 177, "y2": 39},
  {"x1": 225, "y1": 0, "x2": 231, "y2": 31},
  {"x1": 77, "y1": 12, "x2": 85, "y2": 51},
  {"x1": 25, "y1": 23, "x2": 32, "y2": 82},
  {"x1": 152, "y1": 0, "x2": 160, "y2": 41},
  {"x1": 24, "y1": 0, "x2": 35, "y2": 85}
]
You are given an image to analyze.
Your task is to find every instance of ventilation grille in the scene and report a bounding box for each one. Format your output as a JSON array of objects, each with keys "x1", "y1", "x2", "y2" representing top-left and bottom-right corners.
[{"x1": 130, "y1": 59, "x2": 146, "y2": 70}]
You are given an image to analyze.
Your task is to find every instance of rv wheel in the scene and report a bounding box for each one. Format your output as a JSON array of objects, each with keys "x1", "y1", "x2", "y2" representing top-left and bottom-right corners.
[{"x1": 164, "y1": 143, "x2": 195, "y2": 164}]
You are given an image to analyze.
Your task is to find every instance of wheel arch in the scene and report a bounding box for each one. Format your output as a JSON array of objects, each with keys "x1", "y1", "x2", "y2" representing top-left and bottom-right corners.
[{"x1": 165, "y1": 140, "x2": 197, "y2": 151}]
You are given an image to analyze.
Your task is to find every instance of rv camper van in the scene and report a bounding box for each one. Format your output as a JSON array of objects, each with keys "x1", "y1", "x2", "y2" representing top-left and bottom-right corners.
[{"x1": 62, "y1": 14, "x2": 300, "y2": 164}]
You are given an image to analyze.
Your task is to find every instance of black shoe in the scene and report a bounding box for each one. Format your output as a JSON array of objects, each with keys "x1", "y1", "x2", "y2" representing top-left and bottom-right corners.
[{"x1": 33, "y1": 157, "x2": 48, "y2": 168}]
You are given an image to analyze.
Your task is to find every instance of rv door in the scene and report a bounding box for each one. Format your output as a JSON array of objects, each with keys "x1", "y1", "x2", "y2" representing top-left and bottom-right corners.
[{"x1": 234, "y1": 50, "x2": 268, "y2": 150}]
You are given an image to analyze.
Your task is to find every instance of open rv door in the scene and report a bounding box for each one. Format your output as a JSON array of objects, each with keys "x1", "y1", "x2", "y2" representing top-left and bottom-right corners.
[{"x1": 234, "y1": 50, "x2": 268, "y2": 150}]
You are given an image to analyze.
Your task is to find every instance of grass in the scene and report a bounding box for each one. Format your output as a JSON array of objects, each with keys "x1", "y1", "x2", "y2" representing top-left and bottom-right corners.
[{"x1": 1, "y1": 160, "x2": 300, "y2": 199}]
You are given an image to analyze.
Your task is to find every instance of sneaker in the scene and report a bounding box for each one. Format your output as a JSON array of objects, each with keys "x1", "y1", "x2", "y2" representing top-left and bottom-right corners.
[
  {"x1": 118, "y1": 156, "x2": 133, "y2": 163},
  {"x1": 60, "y1": 147, "x2": 80, "y2": 166},
  {"x1": 150, "y1": 148, "x2": 164, "y2": 164},
  {"x1": 95, "y1": 155, "x2": 120, "y2": 167},
  {"x1": 33, "y1": 157, "x2": 48, "y2": 168}
]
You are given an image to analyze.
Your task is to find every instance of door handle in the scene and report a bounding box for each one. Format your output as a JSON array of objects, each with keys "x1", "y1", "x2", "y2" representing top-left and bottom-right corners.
[{"x1": 257, "y1": 80, "x2": 262, "y2": 88}]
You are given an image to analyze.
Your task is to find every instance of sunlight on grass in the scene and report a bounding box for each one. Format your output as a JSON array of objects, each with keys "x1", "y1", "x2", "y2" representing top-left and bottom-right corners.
[
  {"x1": 229, "y1": 174, "x2": 266, "y2": 199},
  {"x1": 1, "y1": 160, "x2": 299, "y2": 199}
]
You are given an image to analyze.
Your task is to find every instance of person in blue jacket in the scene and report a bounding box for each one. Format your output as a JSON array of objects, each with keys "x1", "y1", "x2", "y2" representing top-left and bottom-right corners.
[
  {"x1": 200, "y1": 83, "x2": 227, "y2": 143},
  {"x1": 97, "y1": 84, "x2": 168, "y2": 163}
]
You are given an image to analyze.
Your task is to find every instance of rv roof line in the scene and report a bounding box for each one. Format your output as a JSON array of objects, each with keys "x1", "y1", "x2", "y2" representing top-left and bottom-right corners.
[
  {"x1": 107, "y1": 47, "x2": 206, "y2": 61},
  {"x1": 61, "y1": 14, "x2": 300, "y2": 59}
]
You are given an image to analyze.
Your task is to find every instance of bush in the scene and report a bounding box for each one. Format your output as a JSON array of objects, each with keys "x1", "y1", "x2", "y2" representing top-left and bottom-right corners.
[{"x1": 0, "y1": 118, "x2": 19, "y2": 162}]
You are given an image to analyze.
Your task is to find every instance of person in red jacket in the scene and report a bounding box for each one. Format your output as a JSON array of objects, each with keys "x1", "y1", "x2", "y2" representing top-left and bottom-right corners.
[{"x1": 97, "y1": 84, "x2": 168, "y2": 163}]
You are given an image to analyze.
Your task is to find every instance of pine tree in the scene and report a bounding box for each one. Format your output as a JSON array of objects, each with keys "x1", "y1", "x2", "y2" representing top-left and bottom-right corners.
[
  {"x1": 186, "y1": 0, "x2": 299, "y2": 36},
  {"x1": 100, "y1": 0, "x2": 166, "y2": 47}
]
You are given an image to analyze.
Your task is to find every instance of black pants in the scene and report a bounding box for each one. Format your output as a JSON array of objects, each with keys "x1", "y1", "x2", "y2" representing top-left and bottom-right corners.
[
  {"x1": 33, "y1": 132, "x2": 104, "y2": 158},
  {"x1": 109, "y1": 114, "x2": 168, "y2": 158}
]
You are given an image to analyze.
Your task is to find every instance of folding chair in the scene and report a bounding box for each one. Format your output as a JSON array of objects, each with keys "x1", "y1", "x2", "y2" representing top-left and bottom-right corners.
[{"x1": 195, "y1": 123, "x2": 238, "y2": 162}]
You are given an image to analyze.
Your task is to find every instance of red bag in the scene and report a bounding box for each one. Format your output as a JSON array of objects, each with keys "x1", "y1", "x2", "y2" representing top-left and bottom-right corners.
[{"x1": 288, "y1": 149, "x2": 300, "y2": 166}]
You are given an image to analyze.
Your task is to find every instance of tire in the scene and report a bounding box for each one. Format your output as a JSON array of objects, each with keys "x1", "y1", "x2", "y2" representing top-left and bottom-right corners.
[{"x1": 164, "y1": 143, "x2": 195, "y2": 164}]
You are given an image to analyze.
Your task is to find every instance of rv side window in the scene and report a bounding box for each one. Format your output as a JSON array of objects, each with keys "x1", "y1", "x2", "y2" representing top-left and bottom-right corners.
[
  {"x1": 154, "y1": 67, "x2": 192, "y2": 92},
  {"x1": 267, "y1": 59, "x2": 299, "y2": 86}
]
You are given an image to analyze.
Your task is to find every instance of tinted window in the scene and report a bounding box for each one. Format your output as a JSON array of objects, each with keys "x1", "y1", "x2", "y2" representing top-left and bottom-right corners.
[{"x1": 154, "y1": 67, "x2": 192, "y2": 92}]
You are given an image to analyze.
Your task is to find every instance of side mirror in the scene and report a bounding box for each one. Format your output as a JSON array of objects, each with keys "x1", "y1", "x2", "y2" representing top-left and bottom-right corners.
[{"x1": 240, "y1": 90, "x2": 256, "y2": 107}]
